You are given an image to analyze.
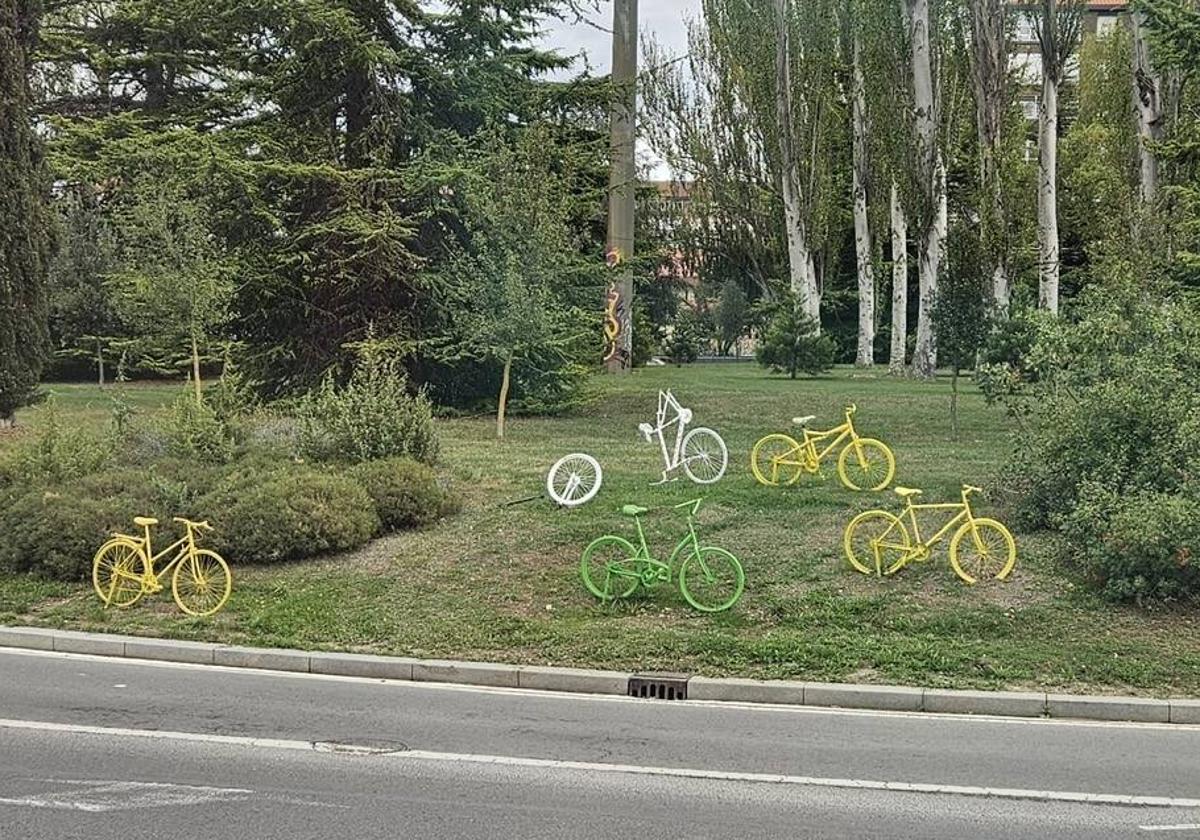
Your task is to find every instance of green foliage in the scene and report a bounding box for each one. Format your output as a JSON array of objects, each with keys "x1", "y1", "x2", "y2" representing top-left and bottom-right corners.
[
  {"x1": 199, "y1": 464, "x2": 379, "y2": 565},
  {"x1": 755, "y1": 295, "x2": 835, "y2": 378},
  {"x1": 0, "y1": 490, "x2": 139, "y2": 580},
  {"x1": 713, "y1": 279, "x2": 750, "y2": 354},
  {"x1": 160, "y1": 392, "x2": 235, "y2": 464},
  {"x1": 932, "y1": 232, "x2": 993, "y2": 374},
  {"x1": 298, "y1": 344, "x2": 438, "y2": 465},
  {"x1": 350, "y1": 458, "x2": 459, "y2": 532},
  {"x1": 7, "y1": 397, "x2": 112, "y2": 484},
  {"x1": 0, "y1": 0, "x2": 49, "y2": 420},
  {"x1": 1001, "y1": 278, "x2": 1200, "y2": 600},
  {"x1": 663, "y1": 311, "x2": 704, "y2": 365},
  {"x1": 1063, "y1": 484, "x2": 1200, "y2": 602}
]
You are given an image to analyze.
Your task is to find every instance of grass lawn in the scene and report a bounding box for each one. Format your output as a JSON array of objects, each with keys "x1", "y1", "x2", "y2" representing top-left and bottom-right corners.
[{"x1": 3, "y1": 365, "x2": 1199, "y2": 696}]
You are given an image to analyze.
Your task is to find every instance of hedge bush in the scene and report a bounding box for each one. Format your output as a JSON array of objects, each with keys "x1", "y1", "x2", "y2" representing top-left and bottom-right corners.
[
  {"x1": 199, "y1": 463, "x2": 379, "y2": 564},
  {"x1": 351, "y1": 458, "x2": 458, "y2": 532},
  {"x1": 0, "y1": 490, "x2": 141, "y2": 580}
]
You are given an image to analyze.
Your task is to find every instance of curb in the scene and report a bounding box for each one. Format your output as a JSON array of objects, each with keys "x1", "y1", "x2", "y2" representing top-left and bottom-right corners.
[{"x1": 1, "y1": 626, "x2": 1194, "y2": 725}]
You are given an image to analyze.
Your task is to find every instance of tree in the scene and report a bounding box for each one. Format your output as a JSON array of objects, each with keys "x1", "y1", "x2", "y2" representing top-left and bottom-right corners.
[
  {"x1": 439, "y1": 126, "x2": 594, "y2": 439},
  {"x1": 967, "y1": 0, "x2": 1013, "y2": 311},
  {"x1": 847, "y1": 10, "x2": 876, "y2": 365},
  {"x1": 713, "y1": 279, "x2": 749, "y2": 355},
  {"x1": 0, "y1": 0, "x2": 49, "y2": 425},
  {"x1": 47, "y1": 186, "x2": 122, "y2": 385},
  {"x1": 1031, "y1": 0, "x2": 1083, "y2": 315},
  {"x1": 755, "y1": 292, "x2": 836, "y2": 378},
  {"x1": 1131, "y1": 4, "x2": 1165, "y2": 207},
  {"x1": 108, "y1": 176, "x2": 233, "y2": 403},
  {"x1": 905, "y1": 0, "x2": 946, "y2": 377},
  {"x1": 932, "y1": 230, "x2": 992, "y2": 440}
]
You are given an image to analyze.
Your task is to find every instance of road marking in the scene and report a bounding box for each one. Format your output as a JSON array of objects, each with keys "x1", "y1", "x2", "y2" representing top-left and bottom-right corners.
[
  {"x1": 4, "y1": 647, "x2": 1198, "y2": 734},
  {"x1": 0, "y1": 779, "x2": 252, "y2": 812},
  {"x1": 1141, "y1": 826, "x2": 1200, "y2": 833},
  {"x1": 3, "y1": 717, "x2": 1199, "y2": 810}
]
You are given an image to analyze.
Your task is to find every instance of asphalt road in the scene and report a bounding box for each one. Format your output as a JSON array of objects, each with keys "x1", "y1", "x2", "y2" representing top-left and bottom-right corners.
[{"x1": 1, "y1": 647, "x2": 1198, "y2": 839}]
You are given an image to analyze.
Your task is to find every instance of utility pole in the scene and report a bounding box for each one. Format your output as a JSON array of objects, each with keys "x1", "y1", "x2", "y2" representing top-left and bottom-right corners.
[{"x1": 603, "y1": 0, "x2": 637, "y2": 373}]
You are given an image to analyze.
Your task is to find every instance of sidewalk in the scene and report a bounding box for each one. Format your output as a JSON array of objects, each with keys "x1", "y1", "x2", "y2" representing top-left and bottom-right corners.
[{"x1": 3, "y1": 625, "x2": 1197, "y2": 724}]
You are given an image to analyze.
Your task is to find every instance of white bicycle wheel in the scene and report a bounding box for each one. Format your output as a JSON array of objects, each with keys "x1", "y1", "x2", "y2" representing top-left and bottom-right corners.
[
  {"x1": 681, "y1": 427, "x2": 728, "y2": 484},
  {"x1": 546, "y1": 453, "x2": 603, "y2": 507}
]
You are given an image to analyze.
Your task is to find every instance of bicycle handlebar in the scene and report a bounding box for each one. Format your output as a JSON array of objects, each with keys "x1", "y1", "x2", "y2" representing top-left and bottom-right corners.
[
  {"x1": 845, "y1": 403, "x2": 857, "y2": 415},
  {"x1": 962, "y1": 484, "x2": 983, "y2": 495},
  {"x1": 173, "y1": 517, "x2": 213, "y2": 531},
  {"x1": 673, "y1": 499, "x2": 703, "y2": 517}
]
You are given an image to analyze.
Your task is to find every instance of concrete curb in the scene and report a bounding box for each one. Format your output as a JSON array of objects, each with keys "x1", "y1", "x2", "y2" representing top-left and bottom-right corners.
[{"x1": 1, "y1": 625, "x2": 1194, "y2": 725}]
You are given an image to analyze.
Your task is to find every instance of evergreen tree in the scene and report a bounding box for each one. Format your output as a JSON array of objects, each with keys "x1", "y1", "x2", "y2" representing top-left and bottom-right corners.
[{"x1": 0, "y1": 0, "x2": 49, "y2": 424}]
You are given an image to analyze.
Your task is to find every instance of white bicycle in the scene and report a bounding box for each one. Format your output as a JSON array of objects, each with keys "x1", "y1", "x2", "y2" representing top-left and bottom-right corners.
[
  {"x1": 638, "y1": 390, "x2": 728, "y2": 485},
  {"x1": 546, "y1": 453, "x2": 603, "y2": 507}
]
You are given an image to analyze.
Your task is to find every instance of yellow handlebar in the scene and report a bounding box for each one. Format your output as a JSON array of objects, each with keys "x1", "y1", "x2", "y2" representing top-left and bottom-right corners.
[
  {"x1": 846, "y1": 403, "x2": 857, "y2": 415},
  {"x1": 963, "y1": 484, "x2": 983, "y2": 495},
  {"x1": 173, "y1": 517, "x2": 213, "y2": 531}
]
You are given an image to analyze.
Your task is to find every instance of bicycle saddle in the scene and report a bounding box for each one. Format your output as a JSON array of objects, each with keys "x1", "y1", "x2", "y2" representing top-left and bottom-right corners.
[
  {"x1": 894, "y1": 487, "x2": 922, "y2": 498},
  {"x1": 792, "y1": 415, "x2": 816, "y2": 426},
  {"x1": 134, "y1": 516, "x2": 159, "y2": 527},
  {"x1": 621, "y1": 504, "x2": 650, "y2": 517}
]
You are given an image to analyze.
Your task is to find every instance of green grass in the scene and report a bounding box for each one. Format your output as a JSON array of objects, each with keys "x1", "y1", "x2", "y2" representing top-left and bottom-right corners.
[{"x1": 3, "y1": 365, "x2": 1200, "y2": 696}]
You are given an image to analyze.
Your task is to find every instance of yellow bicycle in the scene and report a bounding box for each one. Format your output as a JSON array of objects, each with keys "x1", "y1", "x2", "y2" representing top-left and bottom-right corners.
[
  {"x1": 751, "y1": 404, "x2": 895, "y2": 491},
  {"x1": 843, "y1": 484, "x2": 1016, "y2": 584},
  {"x1": 92, "y1": 517, "x2": 232, "y2": 616}
]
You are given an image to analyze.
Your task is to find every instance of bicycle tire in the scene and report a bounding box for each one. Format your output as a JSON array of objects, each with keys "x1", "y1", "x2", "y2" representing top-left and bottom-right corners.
[
  {"x1": 171, "y1": 549, "x2": 232, "y2": 616},
  {"x1": 92, "y1": 538, "x2": 149, "y2": 608}
]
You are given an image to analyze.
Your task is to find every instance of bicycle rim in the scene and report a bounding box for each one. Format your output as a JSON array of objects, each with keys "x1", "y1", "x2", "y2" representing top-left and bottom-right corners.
[
  {"x1": 546, "y1": 454, "x2": 602, "y2": 507},
  {"x1": 679, "y1": 547, "x2": 744, "y2": 612},
  {"x1": 844, "y1": 511, "x2": 911, "y2": 576},
  {"x1": 682, "y1": 428, "x2": 727, "y2": 484},
  {"x1": 92, "y1": 540, "x2": 148, "y2": 607},
  {"x1": 580, "y1": 536, "x2": 640, "y2": 601},
  {"x1": 949, "y1": 519, "x2": 1016, "y2": 584},
  {"x1": 837, "y1": 439, "x2": 895, "y2": 491},
  {"x1": 172, "y1": 549, "x2": 232, "y2": 616},
  {"x1": 750, "y1": 434, "x2": 803, "y2": 486}
]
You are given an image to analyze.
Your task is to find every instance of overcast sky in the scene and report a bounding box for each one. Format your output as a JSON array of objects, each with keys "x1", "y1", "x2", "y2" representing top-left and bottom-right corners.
[
  {"x1": 537, "y1": 1, "x2": 703, "y2": 177},
  {"x1": 537, "y1": 0, "x2": 702, "y2": 74}
]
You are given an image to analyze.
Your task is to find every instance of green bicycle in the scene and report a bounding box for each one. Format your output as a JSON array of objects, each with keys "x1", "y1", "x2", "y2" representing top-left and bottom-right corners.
[{"x1": 580, "y1": 499, "x2": 745, "y2": 613}]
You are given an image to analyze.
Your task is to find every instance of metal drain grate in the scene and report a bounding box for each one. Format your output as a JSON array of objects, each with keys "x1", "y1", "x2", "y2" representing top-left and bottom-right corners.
[{"x1": 628, "y1": 672, "x2": 690, "y2": 701}]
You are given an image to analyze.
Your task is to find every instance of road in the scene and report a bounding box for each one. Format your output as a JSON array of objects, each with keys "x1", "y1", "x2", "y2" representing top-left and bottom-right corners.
[{"x1": 1, "y1": 647, "x2": 1198, "y2": 839}]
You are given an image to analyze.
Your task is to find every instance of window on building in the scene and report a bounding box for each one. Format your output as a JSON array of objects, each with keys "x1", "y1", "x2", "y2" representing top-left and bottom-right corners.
[
  {"x1": 1096, "y1": 14, "x2": 1119, "y2": 36},
  {"x1": 1014, "y1": 12, "x2": 1039, "y2": 43},
  {"x1": 1021, "y1": 99, "x2": 1040, "y2": 122}
]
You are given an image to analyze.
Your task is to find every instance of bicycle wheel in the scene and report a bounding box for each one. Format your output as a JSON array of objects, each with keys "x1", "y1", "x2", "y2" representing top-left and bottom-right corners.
[
  {"x1": 546, "y1": 453, "x2": 602, "y2": 508},
  {"x1": 92, "y1": 538, "x2": 148, "y2": 607},
  {"x1": 836, "y1": 438, "x2": 896, "y2": 491},
  {"x1": 580, "y1": 535, "x2": 640, "y2": 602},
  {"x1": 678, "y1": 547, "x2": 745, "y2": 612},
  {"x1": 681, "y1": 427, "x2": 728, "y2": 484},
  {"x1": 844, "y1": 510, "x2": 912, "y2": 576},
  {"x1": 949, "y1": 518, "x2": 1017, "y2": 585},
  {"x1": 172, "y1": 549, "x2": 232, "y2": 617},
  {"x1": 750, "y1": 434, "x2": 805, "y2": 486}
]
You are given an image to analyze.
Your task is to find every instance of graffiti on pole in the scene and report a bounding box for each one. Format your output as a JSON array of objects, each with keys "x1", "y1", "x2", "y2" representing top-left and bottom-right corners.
[{"x1": 603, "y1": 247, "x2": 630, "y2": 367}]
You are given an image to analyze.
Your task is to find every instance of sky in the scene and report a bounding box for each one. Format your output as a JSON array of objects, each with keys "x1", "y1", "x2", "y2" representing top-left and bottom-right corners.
[
  {"x1": 537, "y1": 0, "x2": 703, "y2": 75},
  {"x1": 536, "y1": 0, "x2": 704, "y2": 177}
]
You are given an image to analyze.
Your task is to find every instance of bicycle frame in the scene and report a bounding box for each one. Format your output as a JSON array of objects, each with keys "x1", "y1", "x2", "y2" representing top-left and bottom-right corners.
[
  {"x1": 800, "y1": 407, "x2": 859, "y2": 463},
  {"x1": 134, "y1": 528, "x2": 198, "y2": 582},
  {"x1": 612, "y1": 507, "x2": 702, "y2": 586},
  {"x1": 644, "y1": 390, "x2": 688, "y2": 472},
  {"x1": 900, "y1": 491, "x2": 977, "y2": 552}
]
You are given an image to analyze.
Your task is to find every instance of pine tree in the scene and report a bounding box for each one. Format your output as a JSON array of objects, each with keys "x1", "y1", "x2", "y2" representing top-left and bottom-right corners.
[{"x1": 0, "y1": 0, "x2": 49, "y2": 424}]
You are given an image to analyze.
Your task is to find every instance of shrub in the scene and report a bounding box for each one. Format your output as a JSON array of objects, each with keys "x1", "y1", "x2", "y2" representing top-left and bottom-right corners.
[
  {"x1": 1062, "y1": 484, "x2": 1200, "y2": 603},
  {"x1": 160, "y1": 392, "x2": 235, "y2": 463},
  {"x1": 199, "y1": 463, "x2": 379, "y2": 564},
  {"x1": 351, "y1": 458, "x2": 459, "y2": 532},
  {"x1": 10, "y1": 396, "x2": 112, "y2": 483},
  {"x1": 663, "y1": 310, "x2": 705, "y2": 365},
  {"x1": 1001, "y1": 278, "x2": 1200, "y2": 600},
  {"x1": 298, "y1": 347, "x2": 438, "y2": 465},
  {"x1": 0, "y1": 490, "x2": 140, "y2": 580},
  {"x1": 755, "y1": 296, "x2": 835, "y2": 378}
]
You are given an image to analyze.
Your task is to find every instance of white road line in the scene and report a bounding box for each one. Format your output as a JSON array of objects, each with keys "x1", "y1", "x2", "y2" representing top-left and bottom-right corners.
[
  {"x1": 1140, "y1": 826, "x2": 1200, "y2": 833},
  {"x1": 2, "y1": 717, "x2": 1199, "y2": 810},
  {"x1": 0, "y1": 779, "x2": 252, "y2": 812},
  {"x1": 3, "y1": 646, "x2": 1198, "y2": 734}
]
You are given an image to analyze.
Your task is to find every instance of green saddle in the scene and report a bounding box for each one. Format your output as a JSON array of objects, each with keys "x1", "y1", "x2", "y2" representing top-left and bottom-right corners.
[{"x1": 621, "y1": 504, "x2": 650, "y2": 517}]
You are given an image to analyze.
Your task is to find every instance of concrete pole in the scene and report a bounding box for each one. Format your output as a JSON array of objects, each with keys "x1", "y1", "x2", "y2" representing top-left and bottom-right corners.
[{"x1": 604, "y1": 0, "x2": 637, "y2": 373}]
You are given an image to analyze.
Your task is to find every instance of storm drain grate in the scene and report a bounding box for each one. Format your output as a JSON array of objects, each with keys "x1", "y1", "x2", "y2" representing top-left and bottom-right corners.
[{"x1": 628, "y1": 672, "x2": 690, "y2": 701}]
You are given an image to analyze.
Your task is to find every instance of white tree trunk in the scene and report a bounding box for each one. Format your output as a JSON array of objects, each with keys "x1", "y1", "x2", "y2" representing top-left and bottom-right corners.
[
  {"x1": 774, "y1": 0, "x2": 821, "y2": 327},
  {"x1": 914, "y1": 156, "x2": 945, "y2": 377},
  {"x1": 969, "y1": 0, "x2": 1009, "y2": 311},
  {"x1": 1131, "y1": 9, "x2": 1162, "y2": 207},
  {"x1": 1037, "y1": 74, "x2": 1060, "y2": 315},
  {"x1": 889, "y1": 180, "x2": 908, "y2": 375},
  {"x1": 852, "y1": 34, "x2": 874, "y2": 367},
  {"x1": 906, "y1": 0, "x2": 941, "y2": 378}
]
